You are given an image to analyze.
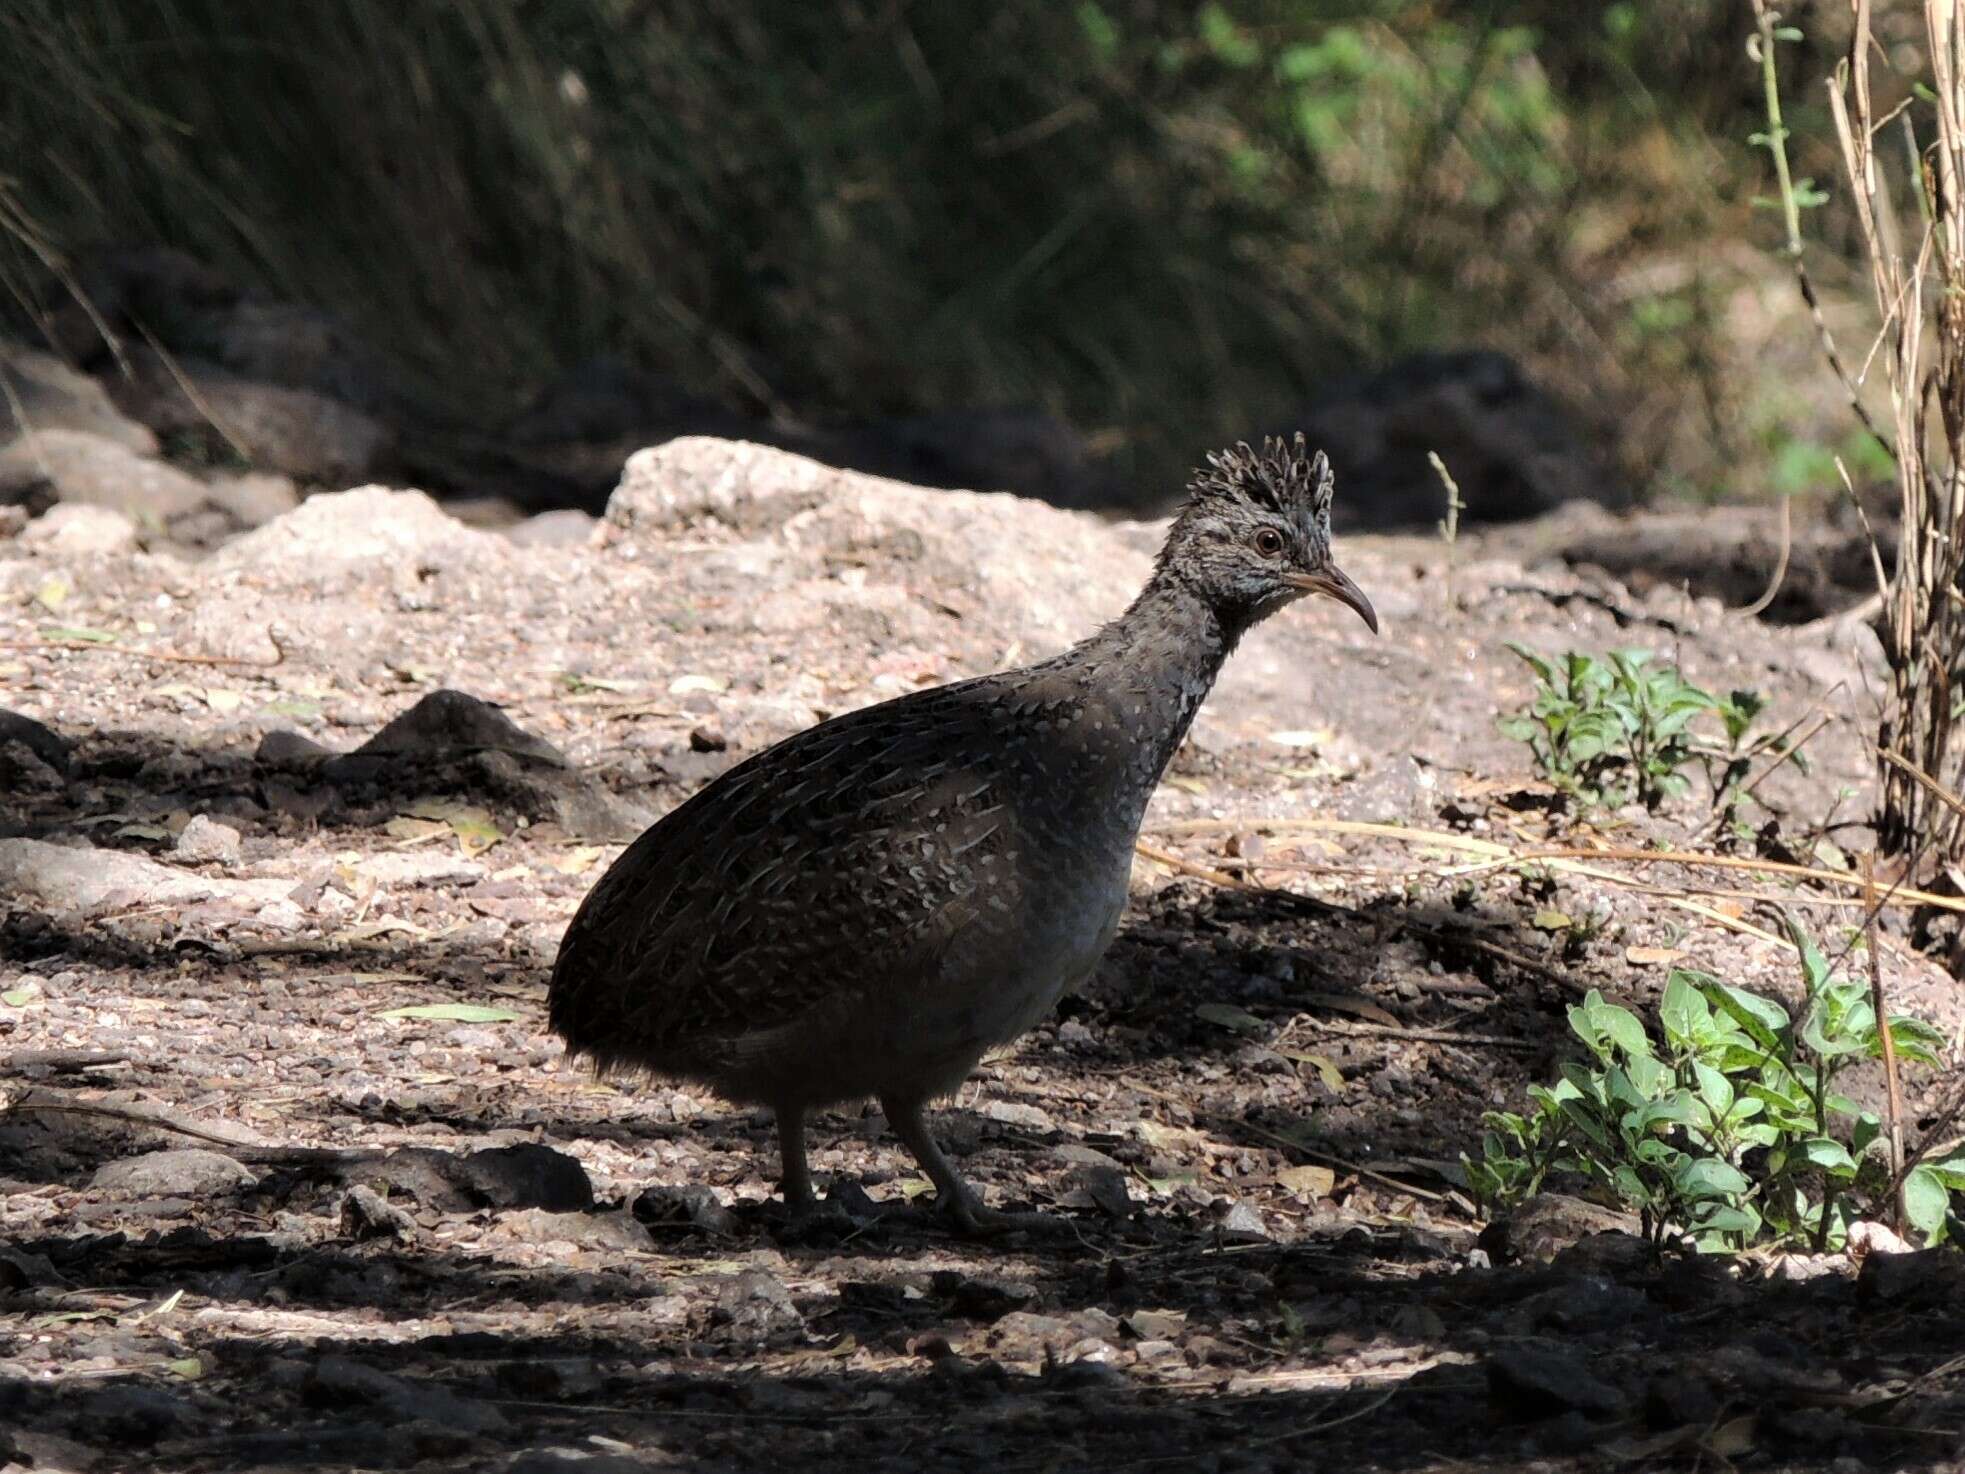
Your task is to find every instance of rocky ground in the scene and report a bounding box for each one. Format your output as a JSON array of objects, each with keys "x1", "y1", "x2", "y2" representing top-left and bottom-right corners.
[{"x1": 2, "y1": 430, "x2": 1964, "y2": 1473}]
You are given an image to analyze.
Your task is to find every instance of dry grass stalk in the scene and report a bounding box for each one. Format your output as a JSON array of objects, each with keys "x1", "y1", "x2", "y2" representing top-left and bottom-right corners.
[
  {"x1": 1861, "y1": 852, "x2": 1909, "y2": 1208},
  {"x1": 1827, "y1": 0, "x2": 1965, "y2": 861}
]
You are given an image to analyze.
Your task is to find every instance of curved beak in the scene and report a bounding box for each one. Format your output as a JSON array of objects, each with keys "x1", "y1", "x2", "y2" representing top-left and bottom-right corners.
[{"x1": 1284, "y1": 565, "x2": 1378, "y2": 634}]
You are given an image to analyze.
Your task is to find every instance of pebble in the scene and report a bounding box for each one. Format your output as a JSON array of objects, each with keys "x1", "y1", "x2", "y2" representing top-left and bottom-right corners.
[
  {"x1": 90, "y1": 1148, "x2": 258, "y2": 1196},
  {"x1": 253, "y1": 898, "x2": 308, "y2": 933},
  {"x1": 457, "y1": 1143, "x2": 594, "y2": 1211},
  {"x1": 1487, "y1": 1341, "x2": 1629, "y2": 1420},
  {"x1": 174, "y1": 814, "x2": 243, "y2": 866},
  {"x1": 980, "y1": 1099, "x2": 1055, "y2": 1131},
  {"x1": 22, "y1": 503, "x2": 139, "y2": 554},
  {"x1": 1214, "y1": 1200, "x2": 1270, "y2": 1242}
]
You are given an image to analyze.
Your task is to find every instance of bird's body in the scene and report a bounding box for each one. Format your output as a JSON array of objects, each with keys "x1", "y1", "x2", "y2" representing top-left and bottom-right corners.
[{"x1": 549, "y1": 437, "x2": 1374, "y2": 1230}]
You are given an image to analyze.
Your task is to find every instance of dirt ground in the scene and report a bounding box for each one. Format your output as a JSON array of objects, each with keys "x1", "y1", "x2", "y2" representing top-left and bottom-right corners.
[{"x1": 3, "y1": 438, "x2": 1964, "y2": 1473}]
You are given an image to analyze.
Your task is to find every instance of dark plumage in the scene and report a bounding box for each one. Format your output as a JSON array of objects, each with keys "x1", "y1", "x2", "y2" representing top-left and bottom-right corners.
[{"x1": 549, "y1": 435, "x2": 1375, "y2": 1231}]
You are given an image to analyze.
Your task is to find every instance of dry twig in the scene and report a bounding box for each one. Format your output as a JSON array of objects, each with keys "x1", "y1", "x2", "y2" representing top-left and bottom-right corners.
[{"x1": 1862, "y1": 853, "x2": 1908, "y2": 1208}]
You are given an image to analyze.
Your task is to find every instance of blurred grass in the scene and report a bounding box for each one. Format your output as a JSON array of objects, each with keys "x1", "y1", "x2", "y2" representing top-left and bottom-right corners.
[{"x1": 0, "y1": 1, "x2": 1860, "y2": 500}]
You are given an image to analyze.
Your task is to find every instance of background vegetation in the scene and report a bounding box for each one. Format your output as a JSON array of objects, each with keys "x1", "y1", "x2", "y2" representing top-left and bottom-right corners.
[{"x1": 0, "y1": 1, "x2": 1905, "y2": 498}]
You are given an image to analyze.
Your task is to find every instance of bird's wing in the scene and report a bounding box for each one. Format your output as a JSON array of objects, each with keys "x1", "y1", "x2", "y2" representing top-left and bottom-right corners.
[{"x1": 547, "y1": 680, "x2": 1022, "y2": 1063}]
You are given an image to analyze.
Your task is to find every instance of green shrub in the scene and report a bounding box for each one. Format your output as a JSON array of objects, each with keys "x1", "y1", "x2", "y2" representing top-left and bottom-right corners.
[
  {"x1": 1464, "y1": 927, "x2": 1959, "y2": 1252},
  {"x1": 1499, "y1": 645, "x2": 1769, "y2": 812}
]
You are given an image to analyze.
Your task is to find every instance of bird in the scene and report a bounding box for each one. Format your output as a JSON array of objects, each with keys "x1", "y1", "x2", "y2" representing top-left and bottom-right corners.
[{"x1": 548, "y1": 434, "x2": 1376, "y2": 1233}]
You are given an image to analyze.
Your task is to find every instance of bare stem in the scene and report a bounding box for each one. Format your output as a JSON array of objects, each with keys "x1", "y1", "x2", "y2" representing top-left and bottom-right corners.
[
  {"x1": 1427, "y1": 450, "x2": 1464, "y2": 609},
  {"x1": 1861, "y1": 853, "x2": 1908, "y2": 1225}
]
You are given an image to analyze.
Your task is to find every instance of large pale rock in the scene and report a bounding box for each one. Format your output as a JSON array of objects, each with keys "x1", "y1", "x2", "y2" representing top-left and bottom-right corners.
[
  {"x1": 0, "y1": 428, "x2": 208, "y2": 526},
  {"x1": 108, "y1": 347, "x2": 388, "y2": 485},
  {"x1": 0, "y1": 838, "x2": 292, "y2": 915},
  {"x1": 18, "y1": 502, "x2": 140, "y2": 555},
  {"x1": 91, "y1": 1148, "x2": 258, "y2": 1195},
  {"x1": 604, "y1": 437, "x2": 846, "y2": 536},
  {"x1": 601, "y1": 437, "x2": 1146, "y2": 655},
  {"x1": 0, "y1": 340, "x2": 158, "y2": 452},
  {"x1": 212, "y1": 485, "x2": 503, "y2": 583}
]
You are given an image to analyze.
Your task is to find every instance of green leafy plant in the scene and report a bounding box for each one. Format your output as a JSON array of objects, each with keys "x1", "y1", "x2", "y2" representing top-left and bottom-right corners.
[
  {"x1": 1500, "y1": 646, "x2": 1724, "y2": 810},
  {"x1": 1499, "y1": 645, "x2": 1787, "y2": 820},
  {"x1": 1464, "y1": 928, "x2": 1958, "y2": 1252}
]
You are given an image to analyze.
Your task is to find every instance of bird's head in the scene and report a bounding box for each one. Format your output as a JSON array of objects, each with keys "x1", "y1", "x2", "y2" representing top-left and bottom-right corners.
[{"x1": 1159, "y1": 434, "x2": 1377, "y2": 636}]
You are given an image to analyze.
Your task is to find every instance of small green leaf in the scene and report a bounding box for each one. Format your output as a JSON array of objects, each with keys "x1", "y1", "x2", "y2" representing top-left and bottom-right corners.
[
  {"x1": 1693, "y1": 1061, "x2": 1734, "y2": 1118},
  {"x1": 377, "y1": 1003, "x2": 522, "y2": 1023},
  {"x1": 1904, "y1": 1165, "x2": 1954, "y2": 1243},
  {"x1": 1694, "y1": 1203, "x2": 1761, "y2": 1237},
  {"x1": 1675, "y1": 1157, "x2": 1750, "y2": 1199},
  {"x1": 1660, "y1": 972, "x2": 1710, "y2": 1047},
  {"x1": 43, "y1": 624, "x2": 118, "y2": 644},
  {"x1": 1592, "y1": 999, "x2": 1652, "y2": 1060},
  {"x1": 1701, "y1": 980, "x2": 1789, "y2": 1049},
  {"x1": 1276, "y1": 1049, "x2": 1344, "y2": 1091},
  {"x1": 1195, "y1": 1002, "x2": 1267, "y2": 1036},
  {"x1": 1796, "y1": 1137, "x2": 1857, "y2": 1176}
]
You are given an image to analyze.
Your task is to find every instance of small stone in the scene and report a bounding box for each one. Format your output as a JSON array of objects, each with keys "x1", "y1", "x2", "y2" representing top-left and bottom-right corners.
[
  {"x1": 688, "y1": 724, "x2": 728, "y2": 752},
  {"x1": 257, "y1": 729, "x2": 333, "y2": 768},
  {"x1": 0, "y1": 741, "x2": 65, "y2": 795},
  {"x1": 203, "y1": 471, "x2": 300, "y2": 529},
  {"x1": 0, "y1": 710, "x2": 71, "y2": 774},
  {"x1": 1483, "y1": 1193, "x2": 1641, "y2": 1265},
  {"x1": 499, "y1": 1208, "x2": 652, "y2": 1251},
  {"x1": 979, "y1": 1099, "x2": 1055, "y2": 1132},
  {"x1": 1214, "y1": 1199, "x2": 1270, "y2": 1242},
  {"x1": 340, "y1": 1184, "x2": 417, "y2": 1242},
  {"x1": 174, "y1": 814, "x2": 243, "y2": 866},
  {"x1": 940, "y1": 1274, "x2": 1040, "y2": 1322},
  {"x1": 1077, "y1": 1164, "x2": 1135, "y2": 1219},
  {"x1": 20, "y1": 501, "x2": 139, "y2": 554},
  {"x1": 456, "y1": 1143, "x2": 593, "y2": 1212},
  {"x1": 633, "y1": 1183, "x2": 740, "y2": 1235},
  {"x1": 1487, "y1": 1341, "x2": 1629, "y2": 1421},
  {"x1": 253, "y1": 898, "x2": 309, "y2": 933},
  {"x1": 712, "y1": 1269, "x2": 803, "y2": 1336},
  {"x1": 822, "y1": 1178, "x2": 881, "y2": 1219},
  {"x1": 91, "y1": 1148, "x2": 258, "y2": 1196},
  {"x1": 352, "y1": 689, "x2": 566, "y2": 767},
  {"x1": 1858, "y1": 1245, "x2": 1965, "y2": 1304}
]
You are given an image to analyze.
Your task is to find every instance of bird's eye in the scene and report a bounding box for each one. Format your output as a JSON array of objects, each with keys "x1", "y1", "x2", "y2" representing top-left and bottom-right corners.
[{"x1": 1253, "y1": 528, "x2": 1285, "y2": 557}]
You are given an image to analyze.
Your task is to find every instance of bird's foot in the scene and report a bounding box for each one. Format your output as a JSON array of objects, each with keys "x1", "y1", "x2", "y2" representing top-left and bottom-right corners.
[
  {"x1": 940, "y1": 1194, "x2": 1072, "y2": 1239},
  {"x1": 774, "y1": 1180, "x2": 881, "y2": 1242}
]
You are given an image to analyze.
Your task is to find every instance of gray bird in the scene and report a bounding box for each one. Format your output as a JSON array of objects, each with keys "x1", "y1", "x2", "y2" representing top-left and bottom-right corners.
[{"x1": 549, "y1": 435, "x2": 1376, "y2": 1231}]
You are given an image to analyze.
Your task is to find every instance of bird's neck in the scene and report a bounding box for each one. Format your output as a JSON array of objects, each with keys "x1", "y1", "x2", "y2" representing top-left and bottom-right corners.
[{"x1": 1066, "y1": 566, "x2": 1235, "y2": 788}]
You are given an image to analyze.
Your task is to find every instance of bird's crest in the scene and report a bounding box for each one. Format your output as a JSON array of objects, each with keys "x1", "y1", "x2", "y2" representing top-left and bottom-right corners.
[{"x1": 1189, "y1": 433, "x2": 1333, "y2": 528}]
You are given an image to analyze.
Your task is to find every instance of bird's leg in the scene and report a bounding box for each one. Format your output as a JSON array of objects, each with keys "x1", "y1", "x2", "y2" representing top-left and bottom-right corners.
[
  {"x1": 880, "y1": 1093, "x2": 1059, "y2": 1236},
  {"x1": 775, "y1": 1103, "x2": 818, "y2": 1219}
]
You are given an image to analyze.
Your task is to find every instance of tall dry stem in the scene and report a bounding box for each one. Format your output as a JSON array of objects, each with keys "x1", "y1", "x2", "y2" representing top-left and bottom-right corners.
[{"x1": 1830, "y1": 0, "x2": 1965, "y2": 861}]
